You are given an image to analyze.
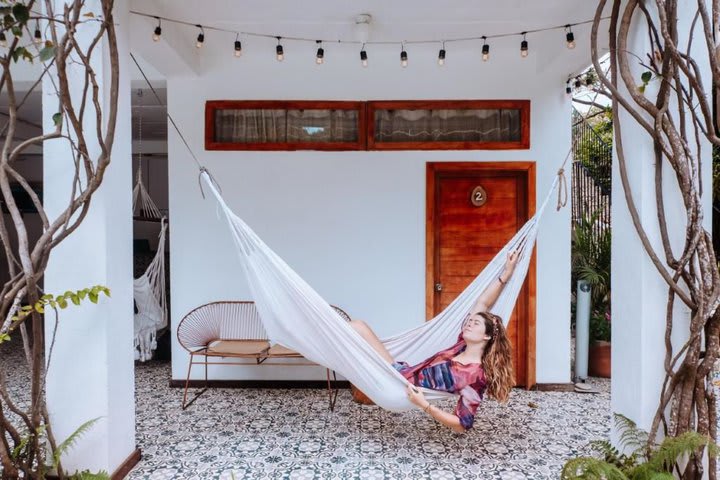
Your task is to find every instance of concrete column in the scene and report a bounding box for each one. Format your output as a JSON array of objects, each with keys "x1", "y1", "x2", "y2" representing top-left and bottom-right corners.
[
  {"x1": 611, "y1": 0, "x2": 711, "y2": 439},
  {"x1": 43, "y1": 1, "x2": 135, "y2": 474}
]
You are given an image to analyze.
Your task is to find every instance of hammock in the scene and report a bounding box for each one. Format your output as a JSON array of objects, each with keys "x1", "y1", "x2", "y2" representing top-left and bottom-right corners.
[
  {"x1": 133, "y1": 217, "x2": 168, "y2": 361},
  {"x1": 199, "y1": 170, "x2": 562, "y2": 411},
  {"x1": 132, "y1": 165, "x2": 168, "y2": 361},
  {"x1": 132, "y1": 167, "x2": 162, "y2": 220}
]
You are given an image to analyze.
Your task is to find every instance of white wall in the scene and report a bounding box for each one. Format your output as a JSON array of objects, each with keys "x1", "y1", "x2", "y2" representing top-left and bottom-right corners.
[
  {"x1": 163, "y1": 41, "x2": 573, "y2": 383},
  {"x1": 611, "y1": 0, "x2": 711, "y2": 437}
]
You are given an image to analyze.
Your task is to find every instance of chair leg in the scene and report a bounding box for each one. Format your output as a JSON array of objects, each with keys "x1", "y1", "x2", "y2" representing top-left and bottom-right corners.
[
  {"x1": 182, "y1": 352, "x2": 209, "y2": 410},
  {"x1": 326, "y1": 368, "x2": 339, "y2": 412}
]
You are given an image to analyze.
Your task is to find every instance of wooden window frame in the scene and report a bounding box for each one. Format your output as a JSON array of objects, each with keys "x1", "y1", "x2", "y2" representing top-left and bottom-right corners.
[
  {"x1": 205, "y1": 100, "x2": 530, "y2": 151},
  {"x1": 205, "y1": 100, "x2": 367, "y2": 151},
  {"x1": 367, "y1": 100, "x2": 530, "y2": 150}
]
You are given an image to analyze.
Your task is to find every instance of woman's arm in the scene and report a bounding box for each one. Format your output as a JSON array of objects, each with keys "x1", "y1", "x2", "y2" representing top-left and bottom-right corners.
[
  {"x1": 406, "y1": 385, "x2": 466, "y2": 433},
  {"x1": 470, "y1": 249, "x2": 520, "y2": 313}
]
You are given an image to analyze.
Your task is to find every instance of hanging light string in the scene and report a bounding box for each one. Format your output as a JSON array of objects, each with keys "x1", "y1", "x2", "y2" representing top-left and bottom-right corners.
[{"x1": 131, "y1": 10, "x2": 606, "y2": 48}]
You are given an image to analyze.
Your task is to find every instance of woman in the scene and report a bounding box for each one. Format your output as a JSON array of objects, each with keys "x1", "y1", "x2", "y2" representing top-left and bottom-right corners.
[{"x1": 349, "y1": 251, "x2": 518, "y2": 433}]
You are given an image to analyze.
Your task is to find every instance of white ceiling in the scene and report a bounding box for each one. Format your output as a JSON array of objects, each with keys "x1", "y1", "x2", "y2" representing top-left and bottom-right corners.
[
  {"x1": 137, "y1": 0, "x2": 601, "y2": 38},
  {"x1": 3, "y1": 1, "x2": 610, "y2": 145}
]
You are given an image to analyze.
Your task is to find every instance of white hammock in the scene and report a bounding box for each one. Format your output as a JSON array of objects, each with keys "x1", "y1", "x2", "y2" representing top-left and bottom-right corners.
[
  {"x1": 133, "y1": 218, "x2": 168, "y2": 361},
  {"x1": 199, "y1": 171, "x2": 561, "y2": 411},
  {"x1": 132, "y1": 167, "x2": 162, "y2": 219}
]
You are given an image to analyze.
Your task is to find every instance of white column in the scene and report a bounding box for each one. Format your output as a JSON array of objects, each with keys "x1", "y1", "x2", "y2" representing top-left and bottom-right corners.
[
  {"x1": 43, "y1": 1, "x2": 135, "y2": 474},
  {"x1": 611, "y1": 0, "x2": 711, "y2": 438}
]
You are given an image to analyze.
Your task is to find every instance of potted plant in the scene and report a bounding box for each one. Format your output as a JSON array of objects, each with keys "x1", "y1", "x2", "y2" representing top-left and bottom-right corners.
[
  {"x1": 572, "y1": 211, "x2": 611, "y2": 378},
  {"x1": 589, "y1": 309, "x2": 611, "y2": 377}
]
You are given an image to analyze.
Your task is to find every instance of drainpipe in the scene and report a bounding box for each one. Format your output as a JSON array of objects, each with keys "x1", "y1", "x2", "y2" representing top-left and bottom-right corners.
[{"x1": 575, "y1": 280, "x2": 591, "y2": 382}]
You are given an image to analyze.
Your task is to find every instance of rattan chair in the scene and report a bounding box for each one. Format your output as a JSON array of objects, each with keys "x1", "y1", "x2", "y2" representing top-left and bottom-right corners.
[{"x1": 177, "y1": 300, "x2": 351, "y2": 410}]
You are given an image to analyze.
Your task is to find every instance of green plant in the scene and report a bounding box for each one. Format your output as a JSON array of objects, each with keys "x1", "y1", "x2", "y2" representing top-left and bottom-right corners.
[
  {"x1": 572, "y1": 210, "x2": 612, "y2": 343},
  {"x1": 589, "y1": 311, "x2": 611, "y2": 343},
  {"x1": 562, "y1": 414, "x2": 719, "y2": 479}
]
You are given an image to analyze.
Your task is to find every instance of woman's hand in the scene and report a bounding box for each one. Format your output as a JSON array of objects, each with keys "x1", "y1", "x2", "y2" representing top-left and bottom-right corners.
[
  {"x1": 406, "y1": 384, "x2": 430, "y2": 409},
  {"x1": 501, "y1": 249, "x2": 520, "y2": 282}
]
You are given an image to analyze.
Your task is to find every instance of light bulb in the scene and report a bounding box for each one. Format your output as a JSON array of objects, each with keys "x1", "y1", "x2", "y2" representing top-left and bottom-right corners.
[{"x1": 566, "y1": 31, "x2": 575, "y2": 49}]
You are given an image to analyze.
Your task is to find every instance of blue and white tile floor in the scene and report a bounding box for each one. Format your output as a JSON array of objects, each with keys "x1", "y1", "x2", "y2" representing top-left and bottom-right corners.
[{"x1": 2, "y1": 341, "x2": 613, "y2": 479}]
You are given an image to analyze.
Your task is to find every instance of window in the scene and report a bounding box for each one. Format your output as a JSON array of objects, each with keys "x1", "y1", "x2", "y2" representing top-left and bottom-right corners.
[
  {"x1": 367, "y1": 100, "x2": 529, "y2": 150},
  {"x1": 205, "y1": 100, "x2": 529, "y2": 151},
  {"x1": 205, "y1": 101, "x2": 366, "y2": 150}
]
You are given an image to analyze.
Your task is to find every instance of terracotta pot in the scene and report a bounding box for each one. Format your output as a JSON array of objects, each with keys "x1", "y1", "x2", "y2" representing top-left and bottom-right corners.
[
  {"x1": 588, "y1": 341, "x2": 611, "y2": 378},
  {"x1": 350, "y1": 384, "x2": 375, "y2": 405}
]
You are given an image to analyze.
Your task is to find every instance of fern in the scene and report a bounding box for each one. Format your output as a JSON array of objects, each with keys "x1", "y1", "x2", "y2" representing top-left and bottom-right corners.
[
  {"x1": 69, "y1": 470, "x2": 110, "y2": 480},
  {"x1": 561, "y1": 457, "x2": 626, "y2": 479},
  {"x1": 563, "y1": 413, "x2": 719, "y2": 479},
  {"x1": 614, "y1": 414, "x2": 649, "y2": 454},
  {"x1": 53, "y1": 417, "x2": 102, "y2": 469},
  {"x1": 642, "y1": 431, "x2": 714, "y2": 474}
]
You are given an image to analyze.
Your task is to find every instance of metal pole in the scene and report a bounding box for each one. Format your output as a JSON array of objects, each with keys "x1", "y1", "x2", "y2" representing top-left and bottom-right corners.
[{"x1": 575, "y1": 279, "x2": 592, "y2": 381}]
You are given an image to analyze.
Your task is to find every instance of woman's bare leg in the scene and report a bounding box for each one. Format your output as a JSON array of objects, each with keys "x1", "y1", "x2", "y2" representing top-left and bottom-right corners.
[{"x1": 348, "y1": 320, "x2": 395, "y2": 364}]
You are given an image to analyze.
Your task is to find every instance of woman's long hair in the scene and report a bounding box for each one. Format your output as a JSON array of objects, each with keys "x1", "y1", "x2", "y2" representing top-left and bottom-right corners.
[{"x1": 477, "y1": 312, "x2": 515, "y2": 403}]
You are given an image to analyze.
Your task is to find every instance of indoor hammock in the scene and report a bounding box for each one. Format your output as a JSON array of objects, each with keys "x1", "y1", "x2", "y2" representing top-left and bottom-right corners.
[
  {"x1": 132, "y1": 167, "x2": 168, "y2": 361},
  {"x1": 198, "y1": 169, "x2": 565, "y2": 412}
]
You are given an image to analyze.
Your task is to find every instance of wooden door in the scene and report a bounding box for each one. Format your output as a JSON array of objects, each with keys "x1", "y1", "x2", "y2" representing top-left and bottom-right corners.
[{"x1": 426, "y1": 162, "x2": 536, "y2": 387}]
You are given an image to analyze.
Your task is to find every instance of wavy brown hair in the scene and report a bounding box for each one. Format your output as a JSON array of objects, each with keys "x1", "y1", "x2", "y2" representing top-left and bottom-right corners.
[{"x1": 477, "y1": 312, "x2": 515, "y2": 403}]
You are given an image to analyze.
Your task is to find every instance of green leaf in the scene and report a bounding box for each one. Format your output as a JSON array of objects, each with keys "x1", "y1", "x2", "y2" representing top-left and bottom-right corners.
[
  {"x1": 641, "y1": 71, "x2": 652, "y2": 83},
  {"x1": 10, "y1": 45, "x2": 25, "y2": 62},
  {"x1": 35, "y1": 304, "x2": 44, "y2": 314},
  {"x1": 0, "y1": 333, "x2": 10, "y2": 344},
  {"x1": 39, "y1": 44, "x2": 56, "y2": 62},
  {"x1": 52, "y1": 112, "x2": 63, "y2": 127},
  {"x1": 100, "y1": 287, "x2": 111, "y2": 297},
  {"x1": 41, "y1": 294, "x2": 54, "y2": 301},
  {"x1": 78, "y1": 290, "x2": 87, "y2": 300},
  {"x1": 20, "y1": 305, "x2": 33, "y2": 312},
  {"x1": 638, "y1": 85, "x2": 646, "y2": 94},
  {"x1": 57, "y1": 297, "x2": 67, "y2": 309},
  {"x1": 21, "y1": 48, "x2": 33, "y2": 63},
  {"x1": 54, "y1": 418, "x2": 102, "y2": 469},
  {"x1": 70, "y1": 294, "x2": 80, "y2": 306},
  {"x1": 11, "y1": 3, "x2": 29, "y2": 23},
  {"x1": 88, "y1": 292, "x2": 98, "y2": 304}
]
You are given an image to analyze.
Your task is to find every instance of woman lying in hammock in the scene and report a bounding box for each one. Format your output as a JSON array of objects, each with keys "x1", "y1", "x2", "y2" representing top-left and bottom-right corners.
[{"x1": 349, "y1": 250, "x2": 518, "y2": 433}]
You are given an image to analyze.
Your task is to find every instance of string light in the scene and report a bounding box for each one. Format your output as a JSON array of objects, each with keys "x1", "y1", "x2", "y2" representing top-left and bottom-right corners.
[
  {"x1": 234, "y1": 33, "x2": 242, "y2": 57},
  {"x1": 133, "y1": 11, "x2": 604, "y2": 66},
  {"x1": 360, "y1": 44, "x2": 368, "y2": 67},
  {"x1": 195, "y1": 25, "x2": 204, "y2": 49},
  {"x1": 33, "y1": 21, "x2": 42, "y2": 45},
  {"x1": 276, "y1": 37, "x2": 284, "y2": 61},
  {"x1": 152, "y1": 17, "x2": 162, "y2": 41},
  {"x1": 0, "y1": 32, "x2": 7, "y2": 48},
  {"x1": 438, "y1": 41, "x2": 446, "y2": 66},
  {"x1": 400, "y1": 43, "x2": 408, "y2": 68},
  {"x1": 316, "y1": 40, "x2": 324, "y2": 64},
  {"x1": 520, "y1": 32, "x2": 528, "y2": 58},
  {"x1": 565, "y1": 25, "x2": 575, "y2": 49}
]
